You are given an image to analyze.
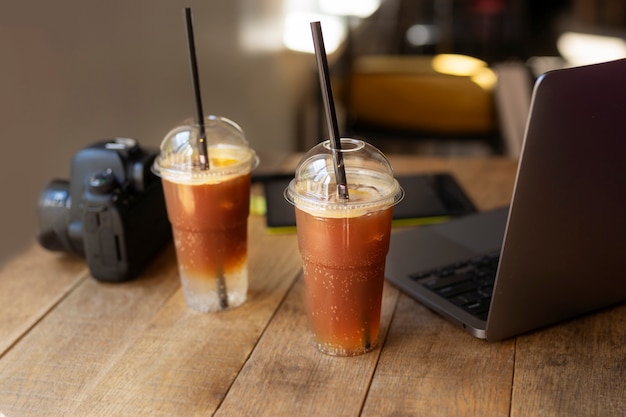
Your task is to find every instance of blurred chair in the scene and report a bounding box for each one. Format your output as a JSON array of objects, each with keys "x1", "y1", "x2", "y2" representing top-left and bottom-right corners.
[
  {"x1": 340, "y1": 54, "x2": 530, "y2": 157},
  {"x1": 343, "y1": 54, "x2": 499, "y2": 152}
]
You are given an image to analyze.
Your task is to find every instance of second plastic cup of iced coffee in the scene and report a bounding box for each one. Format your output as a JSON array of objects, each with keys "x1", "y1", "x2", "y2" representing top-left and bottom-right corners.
[
  {"x1": 285, "y1": 138, "x2": 404, "y2": 356},
  {"x1": 153, "y1": 115, "x2": 258, "y2": 312}
]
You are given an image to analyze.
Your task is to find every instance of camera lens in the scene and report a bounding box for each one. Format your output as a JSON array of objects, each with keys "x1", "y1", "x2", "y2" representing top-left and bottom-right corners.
[{"x1": 37, "y1": 180, "x2": 76, "y2": 253}]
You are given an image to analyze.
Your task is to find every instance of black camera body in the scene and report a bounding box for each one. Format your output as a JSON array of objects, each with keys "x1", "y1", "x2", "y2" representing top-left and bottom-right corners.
[{"x1": 37, "y1": 138, "x2": 171, "y2": 282}]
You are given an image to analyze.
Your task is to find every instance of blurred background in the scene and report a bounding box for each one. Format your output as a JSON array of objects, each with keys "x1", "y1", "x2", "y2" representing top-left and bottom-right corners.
[{"x1": 1, "y1": 0, "x2": 625, "y2": 266}]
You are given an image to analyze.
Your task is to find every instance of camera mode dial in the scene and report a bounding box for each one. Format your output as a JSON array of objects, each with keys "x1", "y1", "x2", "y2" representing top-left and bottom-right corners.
[{"x1": 88, "y1": 169, "x2": 116, "y2": 194}]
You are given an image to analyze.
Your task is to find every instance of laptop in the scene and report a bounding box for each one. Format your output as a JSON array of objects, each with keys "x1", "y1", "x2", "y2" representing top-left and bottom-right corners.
[{"x1": 384, "y1": 58, "x2": 626, "y2": 341}]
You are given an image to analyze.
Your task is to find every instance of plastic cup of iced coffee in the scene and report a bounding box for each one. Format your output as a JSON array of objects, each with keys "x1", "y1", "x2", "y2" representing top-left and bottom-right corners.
[
  {"x1": 285, "y1": 138, "x2": 404, "y2": 356},
  {"x1": 152, "y1": 115, "x2": 258, "y2": 312}
]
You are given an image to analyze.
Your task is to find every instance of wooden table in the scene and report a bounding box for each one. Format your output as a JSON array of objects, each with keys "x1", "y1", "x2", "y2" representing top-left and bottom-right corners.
[{"x1": 1, "y1": 156, "x2": 624, "y2": 416}]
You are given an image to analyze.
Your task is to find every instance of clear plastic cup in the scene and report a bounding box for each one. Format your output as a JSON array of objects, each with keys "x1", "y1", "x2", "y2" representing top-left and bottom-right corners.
[
  {"x1": 152, "y1": 115, "x2": 258, "y2": 312},
  {"x1": 285, "y1": 138, "x2": 404, "y2": 356}
]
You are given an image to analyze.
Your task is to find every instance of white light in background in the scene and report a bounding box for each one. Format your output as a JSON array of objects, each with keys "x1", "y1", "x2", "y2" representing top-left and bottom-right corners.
[
  {"x1": 240, "y1": 0, "x2": 375, "y2": 54},
  {"x1": 557, "y1": 32, "x2": 626, "y2": 66},
  {"x1": 318, "y1": 0, "x2": 381, "y2": 18},
  {"x1": 406, "y1": 24, "x2": 439, "y2": 47},
  {"x1": 283, "y1": 13, "x2": 346, "y2": 54}
]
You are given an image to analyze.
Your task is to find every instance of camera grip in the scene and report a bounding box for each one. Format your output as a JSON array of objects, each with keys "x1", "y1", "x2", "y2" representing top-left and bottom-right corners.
[{"x1": 83, "y1": 205, "x2": 130, "y2": 281}]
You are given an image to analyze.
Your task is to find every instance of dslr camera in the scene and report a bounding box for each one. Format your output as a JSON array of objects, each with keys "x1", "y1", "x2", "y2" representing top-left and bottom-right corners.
[{"x1": 37, "y1": 138, "x2": 172, "y2": 282}]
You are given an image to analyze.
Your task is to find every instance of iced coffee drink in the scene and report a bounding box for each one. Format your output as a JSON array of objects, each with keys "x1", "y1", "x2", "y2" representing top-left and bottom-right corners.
[
  {"x1": 285, "y1": 138, "x2": 403, "y2": 355},
  {"x1": 153, "y1": 116, "x2": 258, "y2": 312}
]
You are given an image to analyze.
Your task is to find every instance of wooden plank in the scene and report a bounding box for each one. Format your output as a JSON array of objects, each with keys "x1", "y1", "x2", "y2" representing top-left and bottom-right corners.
[
  {"x1": 511, "y1": 304, "x2": 626, "y2": 417},
  {"x1": 0, "y1": 244, "x2": 87, "y2": 357},
  {"x1": 0, "y1": 215, "x2": 302, "y2": 416},
  {"x1": 0, "y1": 156, "x2": 522, "y2": 416},
  {"x1": 67, "y1": 217, "x2": 302, "y2": 416},
  {"x1": 0, "y1": 243, "x2": 180, "y2": 416},
  {"x1": 361, "y1": 293, "x2": 515, "y2": 417},
  {"x1": 215, "y1": 277, "x2": 401, "y2": 417}
]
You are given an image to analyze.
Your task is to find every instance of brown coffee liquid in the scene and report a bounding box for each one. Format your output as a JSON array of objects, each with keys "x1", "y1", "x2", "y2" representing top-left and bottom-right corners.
[{"x1": 296, "y1": 207, "x2": 393, "y2": 355}]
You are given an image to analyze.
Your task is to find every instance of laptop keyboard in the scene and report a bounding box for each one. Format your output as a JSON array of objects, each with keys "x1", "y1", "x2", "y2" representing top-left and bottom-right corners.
[{"x1": 409, "y1": 252, "x2": 500, "y2": 321}]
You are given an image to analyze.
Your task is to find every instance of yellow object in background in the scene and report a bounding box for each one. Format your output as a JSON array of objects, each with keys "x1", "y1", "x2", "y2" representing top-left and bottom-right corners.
[{"x1": 348, "y1": 54, "x2": 497, "y2": 135}]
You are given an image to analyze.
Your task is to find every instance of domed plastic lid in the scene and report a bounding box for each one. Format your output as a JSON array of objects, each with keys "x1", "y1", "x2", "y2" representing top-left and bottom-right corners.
[
  {"x1": 152, "y1": 115, "x2": 258, "y2": 184},
  {"x1": 285, "y1": 138, "x2": 404, "y2": 216}
]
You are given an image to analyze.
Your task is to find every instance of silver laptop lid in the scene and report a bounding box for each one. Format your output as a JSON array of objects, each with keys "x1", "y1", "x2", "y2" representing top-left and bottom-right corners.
[{"x1": 486, "y1": 58, "x2": 626, "y2": 341}]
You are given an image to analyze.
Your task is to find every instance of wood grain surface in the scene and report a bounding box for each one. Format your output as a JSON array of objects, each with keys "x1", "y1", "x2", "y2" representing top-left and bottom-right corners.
[{"x1": 1, "y1": 156, "x2": 624, "y2": 417}]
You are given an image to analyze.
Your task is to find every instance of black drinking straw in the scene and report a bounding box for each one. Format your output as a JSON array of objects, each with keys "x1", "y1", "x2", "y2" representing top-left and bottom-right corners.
[
  {"x1": 184, "y1": 7, "x2": 210, "y2": 170},
  {"x1": 310, "y1": 21, "x2": 349, "y2": 200},
  {"x1": 183, "y1": 7, "x2": 228, "y2": 309}
]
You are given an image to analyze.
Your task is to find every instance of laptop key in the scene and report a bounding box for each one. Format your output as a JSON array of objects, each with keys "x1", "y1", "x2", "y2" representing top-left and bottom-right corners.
[
  {"x1": 422, "y1": 273, "x2": 470, "y2": 290},
  {"x1": 450, "y1": 291, "x2": 483, "y2": 306},
  {"x1": 436, "y1": 280, "x2": 478, "y2": 297},
  {"x1": 465, "y1": 298, "x2": 491, "y2": 315}
]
